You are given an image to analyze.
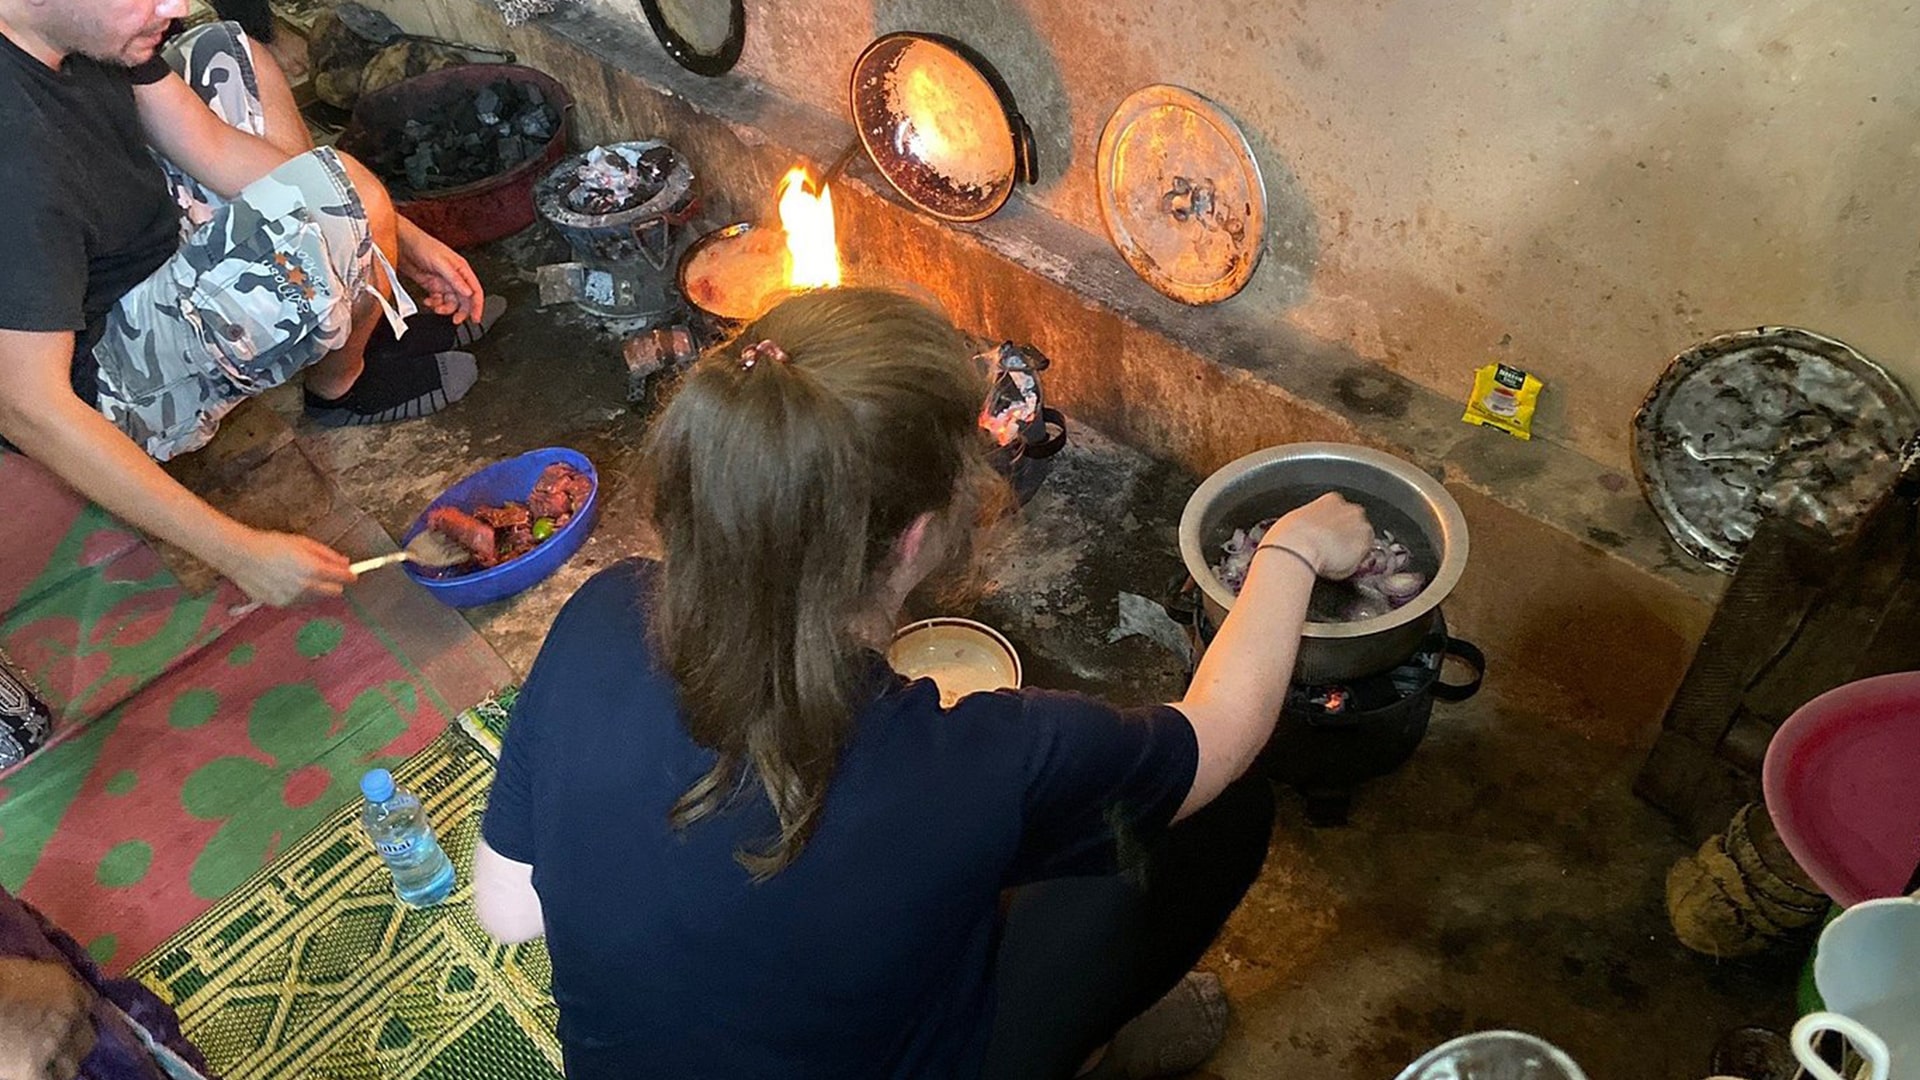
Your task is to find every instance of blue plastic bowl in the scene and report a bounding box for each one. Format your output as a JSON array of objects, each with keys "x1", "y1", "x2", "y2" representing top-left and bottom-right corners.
[{"x1": 401, "y1": 448, "x2": 599, "y2": 607}]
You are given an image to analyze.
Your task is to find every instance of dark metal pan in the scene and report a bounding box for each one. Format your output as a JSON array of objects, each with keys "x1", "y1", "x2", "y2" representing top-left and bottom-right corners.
[
  {"x1": 841, "y1": 31, "x2": 1037, "y2": 222},
  {"x1": 638, "y1": 0, "x2": 745, "y2": 77}
]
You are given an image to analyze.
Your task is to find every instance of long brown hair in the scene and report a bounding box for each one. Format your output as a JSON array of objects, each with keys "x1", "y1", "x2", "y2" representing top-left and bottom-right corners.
[{"x1": 643, "y1": 288, "x2": 998, "y2": 879}]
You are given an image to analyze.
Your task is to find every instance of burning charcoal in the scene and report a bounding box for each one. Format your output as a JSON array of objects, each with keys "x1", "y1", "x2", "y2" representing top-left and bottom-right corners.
[
  {"x1": 566, "y1": 146, "x2": 628, "y2": 213},
  {"x1": 977, "y1": 342, "x2": 1048, "y2": 447},
  {"x1": 564, "y1": 144, "x2": 672, "y2": 215}
]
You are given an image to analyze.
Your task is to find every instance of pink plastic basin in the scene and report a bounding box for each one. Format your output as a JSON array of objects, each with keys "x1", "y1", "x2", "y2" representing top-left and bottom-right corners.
[{"x1": 1763, "y1": 671, "x2": 1920, "y2": 907}]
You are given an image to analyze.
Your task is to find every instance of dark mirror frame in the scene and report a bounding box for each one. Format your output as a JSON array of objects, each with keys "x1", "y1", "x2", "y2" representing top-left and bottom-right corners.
[{"x1": 639, "y1": 0, "x2": 745, "y2": 77}]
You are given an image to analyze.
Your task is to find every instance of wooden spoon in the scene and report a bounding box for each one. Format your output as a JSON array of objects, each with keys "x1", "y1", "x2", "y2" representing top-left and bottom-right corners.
[{"x1": 349, "y1": 529, "x2": 471, "y2": 575}]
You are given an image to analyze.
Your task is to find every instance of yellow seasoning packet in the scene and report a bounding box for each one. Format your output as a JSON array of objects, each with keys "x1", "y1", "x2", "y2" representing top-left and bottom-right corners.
[{"x1": 1462, "y1": 362, "x2": 1543, "y2": 440}]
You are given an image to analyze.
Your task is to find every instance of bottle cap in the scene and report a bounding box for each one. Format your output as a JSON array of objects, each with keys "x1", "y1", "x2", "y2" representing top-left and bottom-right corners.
[{"x1": 360, "y1": 768, "x2": 396, "y2": 803}]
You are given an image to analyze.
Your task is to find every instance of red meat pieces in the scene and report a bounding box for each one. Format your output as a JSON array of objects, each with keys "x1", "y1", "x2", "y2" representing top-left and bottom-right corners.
[
  {"x1": 426, "y1": 506, "x2": 497, "y2": 567},
  {"x1": 473, "y1": 503, "x2": 531, "y2": 529},
  {"x1": 424, "y1": 464, "x2": 589, "y2": 576},
  {"x1": 496, "y1": 523, "x2": 538, "y2": 562},
  {"x1": 526, "y1": 463, "x2": 590, "y2": 524}
]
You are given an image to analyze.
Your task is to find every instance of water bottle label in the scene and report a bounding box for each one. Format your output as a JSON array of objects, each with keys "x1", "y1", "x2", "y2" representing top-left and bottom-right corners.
[{"x1": 376, "y1": 837, "x2": 416, "y2": 858}]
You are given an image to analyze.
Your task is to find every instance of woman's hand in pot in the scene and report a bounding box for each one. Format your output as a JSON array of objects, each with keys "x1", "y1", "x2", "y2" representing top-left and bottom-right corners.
[{"x1": 1265, "y1": 494, "x2": 1373, "y2": 580}]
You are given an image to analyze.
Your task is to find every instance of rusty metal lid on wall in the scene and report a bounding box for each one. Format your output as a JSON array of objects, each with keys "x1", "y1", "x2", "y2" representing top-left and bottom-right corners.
[
  {"x1": 1632, "y1": 326, "x2": 1920, "y2": 573},
  {"x1": 1096, "y1": 85, "x2": 1266, "y2": 305}
]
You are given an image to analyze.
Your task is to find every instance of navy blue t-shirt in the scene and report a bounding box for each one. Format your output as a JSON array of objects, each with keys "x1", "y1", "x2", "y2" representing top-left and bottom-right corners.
[{"x1": 482, "y1": 560, "x2": 1199, "y2": 1079}]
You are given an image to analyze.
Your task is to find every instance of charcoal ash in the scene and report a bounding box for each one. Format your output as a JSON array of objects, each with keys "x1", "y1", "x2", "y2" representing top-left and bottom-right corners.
[
  {"x1": 561, "y1": 144, "x2": 680, "y2": 216},
  {"x1": 367, "y1": 80, "x2": 560, "y2": 198}
]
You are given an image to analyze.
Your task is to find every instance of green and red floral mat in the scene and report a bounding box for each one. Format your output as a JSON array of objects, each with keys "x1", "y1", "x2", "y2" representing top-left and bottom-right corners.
[{"x1": 0, "y1": 452, "x2": 513, "y2": 972}]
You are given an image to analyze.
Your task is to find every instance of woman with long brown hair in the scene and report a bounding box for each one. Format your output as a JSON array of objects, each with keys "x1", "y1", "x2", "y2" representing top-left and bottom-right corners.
[{"x1": 473, "y1": 288, "x2": 1372, "y2": 1079}]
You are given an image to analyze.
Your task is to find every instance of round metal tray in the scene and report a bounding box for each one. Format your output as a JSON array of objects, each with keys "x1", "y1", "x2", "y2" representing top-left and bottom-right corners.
[{"x1": 1632, "y1": 326, "x2": 1919, "y2": 572}]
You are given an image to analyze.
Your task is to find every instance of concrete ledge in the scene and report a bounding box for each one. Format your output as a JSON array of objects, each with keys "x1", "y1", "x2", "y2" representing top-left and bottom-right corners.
[{"x1": 372, "y1": 0, "x2": 1723, "y2": 740}]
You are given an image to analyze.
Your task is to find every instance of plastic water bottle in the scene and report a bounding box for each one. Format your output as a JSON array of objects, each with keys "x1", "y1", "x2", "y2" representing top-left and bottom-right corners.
[{"x1": 359, "y1": 769, "x2": 455, "y2": 906}]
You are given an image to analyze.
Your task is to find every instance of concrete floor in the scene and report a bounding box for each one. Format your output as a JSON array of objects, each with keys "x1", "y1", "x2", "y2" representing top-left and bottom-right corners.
[{"x1": 265, "y1": 234, "x2": 1801, "y2": 1079}]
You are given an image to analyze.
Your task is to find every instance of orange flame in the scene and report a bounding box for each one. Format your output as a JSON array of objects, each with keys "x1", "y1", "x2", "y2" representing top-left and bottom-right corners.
[
  {"x1": 777, "y1": 167, "x2": 841, "y2": 291},
  {"x1": 981, "y1": 408, "x2": 1026, "y2": 447}
]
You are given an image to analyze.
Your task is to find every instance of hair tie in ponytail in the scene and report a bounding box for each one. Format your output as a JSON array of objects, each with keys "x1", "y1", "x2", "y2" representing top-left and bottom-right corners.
[{"x1": 740, "y1": 339, "x2": 790, "y2": 369}]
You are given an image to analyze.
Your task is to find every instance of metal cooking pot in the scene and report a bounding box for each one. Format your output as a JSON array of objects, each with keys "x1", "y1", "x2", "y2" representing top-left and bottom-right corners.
[
  {"x1": 1178, "y1": 443, "x2": 1470, "y2": 684},
  {"x1": 677, "y1": 221, "x2": 789, "y2": 331}
]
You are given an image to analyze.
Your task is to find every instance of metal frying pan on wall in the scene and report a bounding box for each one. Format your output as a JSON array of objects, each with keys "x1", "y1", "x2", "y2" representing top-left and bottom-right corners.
[
  {"x1": 639, "y1": 0, "x2": 745, "y2": 77},
  {"x1": 815, "y1": 31, "x2": 1039, "y2": 223}
]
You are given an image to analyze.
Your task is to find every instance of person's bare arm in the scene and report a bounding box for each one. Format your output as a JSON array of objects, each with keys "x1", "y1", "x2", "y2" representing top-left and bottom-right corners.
[
  {"x1": 0, "y1": 328, "x2": 353, "y2": 605},
  {"x1": 473, "y1": 838, "x2": 545, "y2": 944},
  {"x1": 1171, "y1": 494, "x2": 1373, "y2": 819},
  {"x1": 133, "y1": 70, "x2": 292, "y2": 199}
]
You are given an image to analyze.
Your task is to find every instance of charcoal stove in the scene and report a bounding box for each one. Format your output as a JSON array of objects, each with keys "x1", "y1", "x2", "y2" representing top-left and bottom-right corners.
[
  {"x1": 534, "y1": 141, "x2": 699, "y2": 326},
  {"x1": 1171, "y1": 578, "x2": 1484, "y2": 826}
]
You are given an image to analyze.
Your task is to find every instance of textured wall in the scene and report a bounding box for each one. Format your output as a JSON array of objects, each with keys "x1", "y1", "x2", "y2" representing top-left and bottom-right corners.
[{"x1": 597, "y1": 0, "x2": 1920, "y2": 471}]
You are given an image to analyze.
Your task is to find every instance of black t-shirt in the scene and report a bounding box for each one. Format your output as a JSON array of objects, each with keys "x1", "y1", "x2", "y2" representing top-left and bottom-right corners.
[
  {"x1": 482, "y1": 560, "x2": 1200, "y2": 1080},
  {"x1": 0, "y1": 34, "x2": 179, "y2": 406}
]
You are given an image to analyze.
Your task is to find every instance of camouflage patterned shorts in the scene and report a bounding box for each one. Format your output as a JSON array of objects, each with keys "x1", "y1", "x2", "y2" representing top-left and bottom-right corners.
[{"x1": 92, "y1": 22, "x2": 412, "y2": 461}]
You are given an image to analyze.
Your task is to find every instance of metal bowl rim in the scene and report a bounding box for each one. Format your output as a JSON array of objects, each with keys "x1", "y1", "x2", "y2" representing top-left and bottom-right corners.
[{"x1": 1177, "y1": 442, "x2": 1470, "y2": 639}]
